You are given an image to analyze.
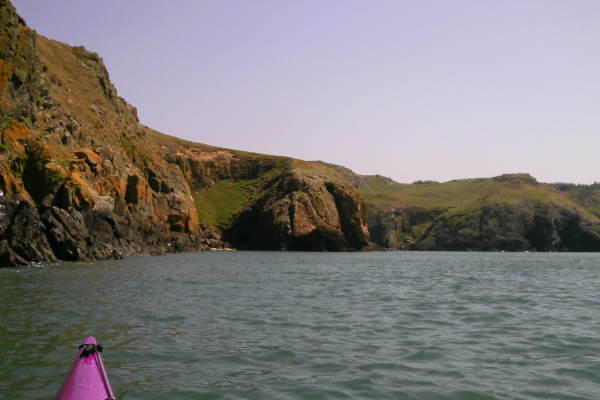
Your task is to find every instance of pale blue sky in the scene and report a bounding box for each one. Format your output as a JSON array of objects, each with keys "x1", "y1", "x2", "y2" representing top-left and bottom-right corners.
[{"x1": 11, "y1": 1, "x2": 600, "y2": 183}]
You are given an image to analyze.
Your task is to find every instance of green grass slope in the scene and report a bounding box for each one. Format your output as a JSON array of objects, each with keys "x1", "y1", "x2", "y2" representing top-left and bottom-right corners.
[
  {"x1": 358, "y1": 173, "x2": 600, "y2": 251},
  {"x1": 551, "y1": 182, "x2": 600, "y2": 219}
]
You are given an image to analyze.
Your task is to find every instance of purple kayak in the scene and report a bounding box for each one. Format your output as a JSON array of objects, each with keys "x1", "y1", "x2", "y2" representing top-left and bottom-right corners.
[{"x1": 55, "y1": 337, "x2": 116, "y2": 400}]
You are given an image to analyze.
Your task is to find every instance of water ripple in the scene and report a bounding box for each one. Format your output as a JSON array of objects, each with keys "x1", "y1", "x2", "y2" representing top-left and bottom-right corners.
[{"x1": 2, "y1": 252, "x2": 600, "y2": 399}]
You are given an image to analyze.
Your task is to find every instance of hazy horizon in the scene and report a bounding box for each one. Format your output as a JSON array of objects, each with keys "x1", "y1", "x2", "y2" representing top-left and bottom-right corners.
[{"x1": 10, "y1": 0, "x2": 600, "y2": 184}]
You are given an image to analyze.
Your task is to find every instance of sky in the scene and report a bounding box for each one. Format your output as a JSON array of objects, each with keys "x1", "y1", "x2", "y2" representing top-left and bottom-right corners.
[{"x1": 11, "y1": 0, "x2": 600, "y2": 184}]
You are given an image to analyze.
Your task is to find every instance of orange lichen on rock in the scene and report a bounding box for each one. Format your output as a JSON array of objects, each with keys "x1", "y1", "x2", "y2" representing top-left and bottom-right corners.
[
  {"x1": 0, "y1": 59, "x2": 14, "y2": 96},
  {"x1": 56, "y1": 171, "x2": 98, "y2": 212},
  {"x1": 291, "y1": 199, "x2": 317, "y2": 236},
  {"x1": 73, "y1": 148, "x2": 101, "y2": 165},
  {"x1": 4, "y1": 120, "x2": 30, "y2": 140},
  {"x1": 2, "y1": 120, "x2": 31, "y2": 153}
]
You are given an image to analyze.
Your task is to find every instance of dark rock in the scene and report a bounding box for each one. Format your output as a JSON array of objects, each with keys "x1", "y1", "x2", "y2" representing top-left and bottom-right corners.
[
  {"x1": 368, "y1": 207, "x2": 442, "y2": 250},
  {"x1": 0, "y1": 197, "x2": 56, "y2": 265},
  {"x1": 39, "y1": 205, "x2": 94, "y2": 261},
  {"x1": 411, "y1": 202, "x2": 600, "y2": 252},
  {"x1": 288, "y1": 225, "x2": 349, "y2": 251}
]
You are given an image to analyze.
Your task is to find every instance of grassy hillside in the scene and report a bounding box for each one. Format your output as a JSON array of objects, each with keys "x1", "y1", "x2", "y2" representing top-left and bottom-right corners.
[
  {"x1": 361, "y1": 174, "x2": 576, "y2": 213},
  {"x1": 551, "y1": 183, "x2": 600, "y2": 219},
  {"x1": 359, "y1": 173, "x2": 600, "y2": 251},
  {"x1": 189, "y1": 157, "x2": 355, "y2": 230},
  {"x1": 191, "y1": 166, "x2": 283, "y2": 229}
]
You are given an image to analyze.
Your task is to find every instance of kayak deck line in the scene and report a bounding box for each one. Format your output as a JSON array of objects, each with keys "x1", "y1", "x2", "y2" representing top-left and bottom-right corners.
[{"x1": 55, "y1": 337, "x2": 116, "y2": 400}]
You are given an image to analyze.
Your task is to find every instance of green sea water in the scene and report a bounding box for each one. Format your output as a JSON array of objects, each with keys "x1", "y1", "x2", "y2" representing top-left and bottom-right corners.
[{"x1": 1, "y1": 251, "x2": 600, "y2": 399}]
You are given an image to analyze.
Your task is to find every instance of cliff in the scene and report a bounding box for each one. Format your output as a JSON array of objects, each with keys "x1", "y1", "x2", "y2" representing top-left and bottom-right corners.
[
  {"x1": 361, "y1": 173, "x2": 600, "y2": 252},
  {"x1": 0, "y1": 1, "x2": 373, "y2": 266}
]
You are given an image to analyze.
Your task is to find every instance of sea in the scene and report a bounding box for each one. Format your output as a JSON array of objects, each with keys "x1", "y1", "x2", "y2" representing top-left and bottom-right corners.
[{"x1": 1, "y1": 251, "x2": 600, "y2": 400}]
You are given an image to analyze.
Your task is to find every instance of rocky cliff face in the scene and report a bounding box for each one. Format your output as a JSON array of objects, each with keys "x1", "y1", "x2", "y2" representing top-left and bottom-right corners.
[
  {"x1": 367, "y1": 207, "x2": 442, "y2": 250},
  {"x1": 411, "y1": 201, "x2": 600, "y2": 252},
  {"x1": 0, "y1": 1, "x2": 374, "y2": 266},
  {"x1": 0, "y1": 0, "x2": 41, "y2": 128},
  {"x1": 0, "y1": 1, "x2": 203, "y2": 265},
  {"x1": 224, "y1": 163, "x2": 372, "y2": 251}
]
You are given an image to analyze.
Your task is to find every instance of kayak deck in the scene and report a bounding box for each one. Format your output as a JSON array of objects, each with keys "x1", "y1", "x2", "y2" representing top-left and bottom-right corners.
[{"x1": 55, "y1": 336, "x2": 116, "y2": 400}]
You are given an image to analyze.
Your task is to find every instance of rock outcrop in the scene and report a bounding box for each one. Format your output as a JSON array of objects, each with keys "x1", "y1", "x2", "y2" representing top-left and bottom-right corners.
[
  {"x1": 224, "y1": 164, "x2": 372, "y2": 251},
  {"x1": 0, "y1": 196, "x2": 156, "y2": 265}
]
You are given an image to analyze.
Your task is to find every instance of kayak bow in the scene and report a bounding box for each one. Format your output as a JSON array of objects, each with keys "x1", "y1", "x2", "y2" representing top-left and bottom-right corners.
[{"x1": 55, "y1": 336, "x2": 116, "y2": 400}]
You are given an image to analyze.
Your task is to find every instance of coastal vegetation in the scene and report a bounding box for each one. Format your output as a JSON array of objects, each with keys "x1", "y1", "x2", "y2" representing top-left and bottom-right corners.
[{"x1": 359, "y1": 173, "x2": 600, "y2": 251}]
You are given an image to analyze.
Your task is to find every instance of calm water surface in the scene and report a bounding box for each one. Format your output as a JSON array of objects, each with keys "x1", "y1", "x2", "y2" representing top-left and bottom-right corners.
[{"x1": 1, "y1": 251, "x2": 600, "y2": 399}]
